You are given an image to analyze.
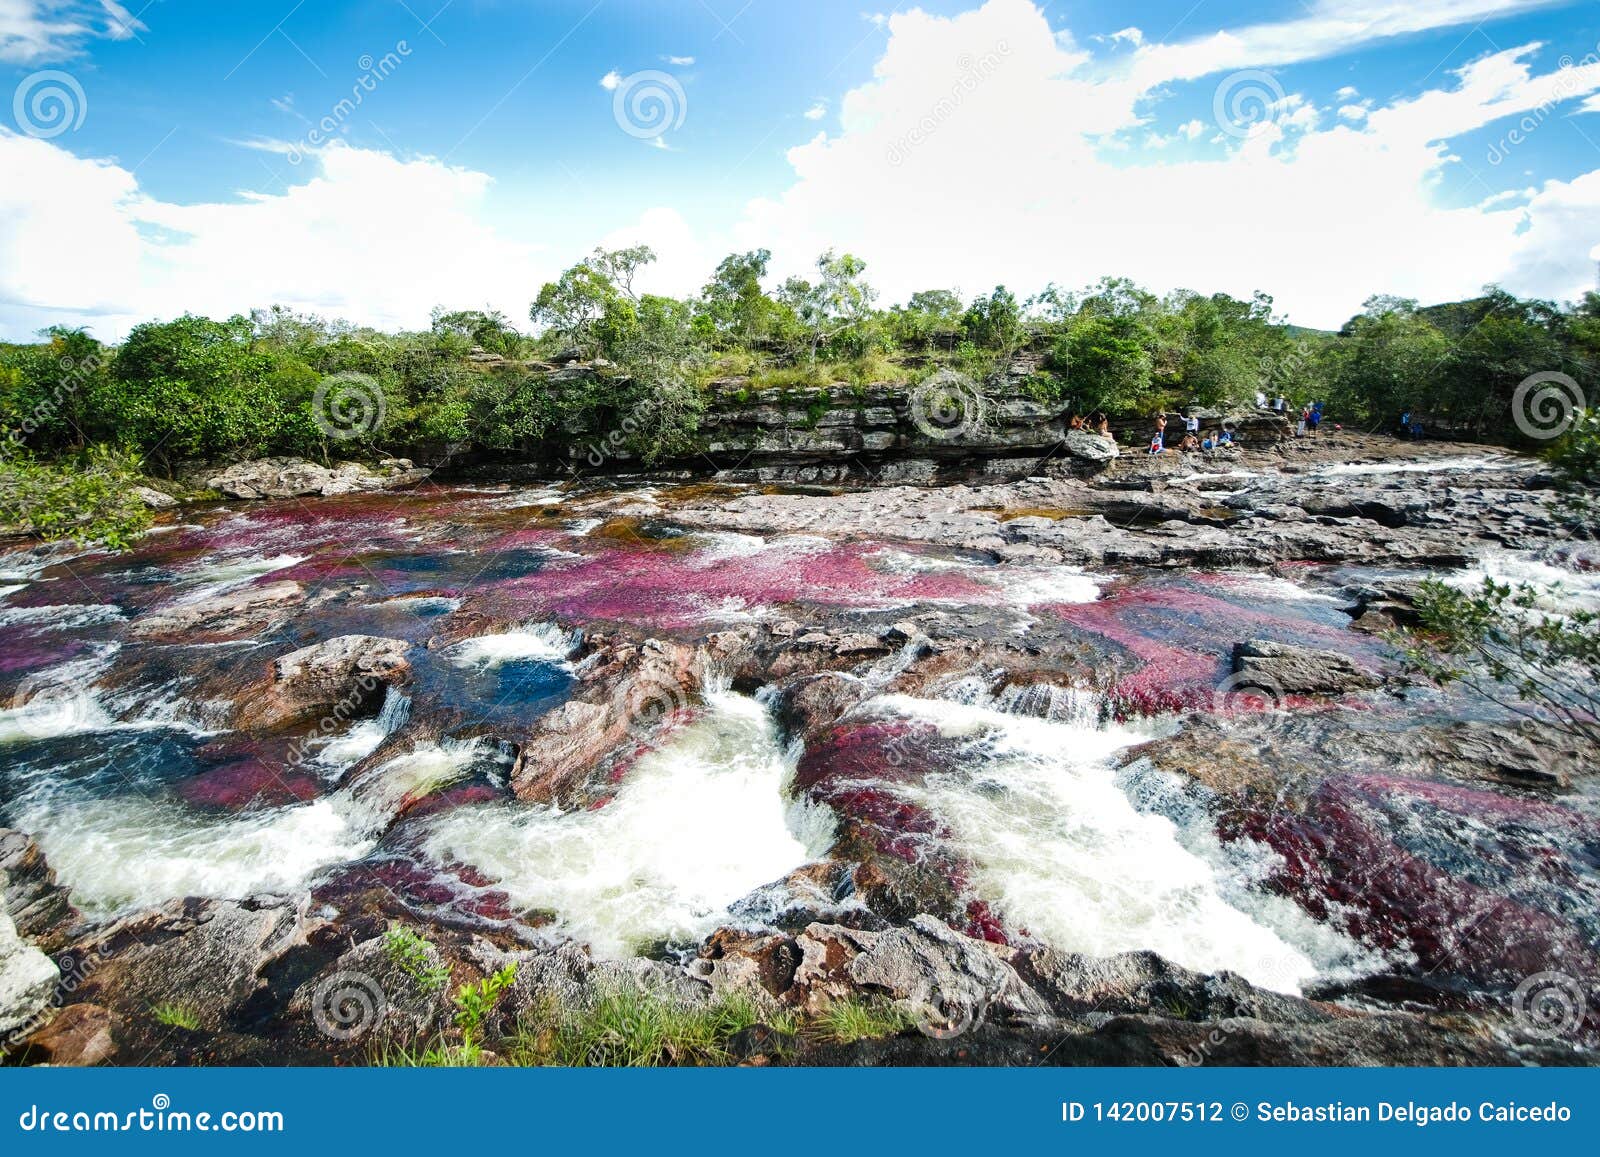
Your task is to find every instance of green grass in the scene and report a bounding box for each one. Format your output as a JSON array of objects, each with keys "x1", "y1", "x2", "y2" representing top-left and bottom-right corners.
[
  {"x1": 751, "y1": 363, "x2": 834, "y2": 390},
  {"x1": 504, "y1": 986, "x2": 782, "y2": 1067},
  {"x1": 371, "y1": 1036, "x2": 488, "y2": 1068},
  {"x1": 149, "y1": 1002, "x2": 200, "y2": 1030},
  {"x1": 811, "y1": 996, "x2": 915, "y2": 1044}
]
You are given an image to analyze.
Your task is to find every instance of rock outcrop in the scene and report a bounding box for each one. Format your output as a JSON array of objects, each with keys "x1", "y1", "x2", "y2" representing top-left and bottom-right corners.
[
  {"x1": 237, "y1": 634, "x2": 411, "y2": 731},
  {"x1": 1231, "y1": 639, "x2": 1383, "y2": 694},
  {"x1": 204, "y1": 457, "x2": 431, "y2": 500}
]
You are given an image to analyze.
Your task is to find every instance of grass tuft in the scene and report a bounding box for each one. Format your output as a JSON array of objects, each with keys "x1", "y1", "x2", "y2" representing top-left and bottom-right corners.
[
  {"x1": 149, "y1": 1002, "x2": 201, "y2": 1030},
  {"x1": 811, "y1": 995, "x2": 915, "y2": 1044}
]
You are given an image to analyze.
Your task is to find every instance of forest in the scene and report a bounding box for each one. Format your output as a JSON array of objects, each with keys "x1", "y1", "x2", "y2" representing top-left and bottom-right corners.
[{"x1": 1, "y1": 245, "x2": 1597, "y2": 545}]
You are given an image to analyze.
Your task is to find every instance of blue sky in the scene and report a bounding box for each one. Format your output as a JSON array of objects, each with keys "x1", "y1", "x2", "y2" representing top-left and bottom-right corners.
[{"x1": 3, "y1": 0, "x2": 1600, "y2": 338}]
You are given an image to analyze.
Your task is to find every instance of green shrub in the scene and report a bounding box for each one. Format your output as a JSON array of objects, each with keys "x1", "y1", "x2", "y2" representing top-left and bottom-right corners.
[{"x1": 0, "y1": 447, "x2": 152, "y2": 549}]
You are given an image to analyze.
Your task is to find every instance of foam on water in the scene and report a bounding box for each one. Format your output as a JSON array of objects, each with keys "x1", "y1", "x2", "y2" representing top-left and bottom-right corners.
[
  {"x1": 0, "y1": 603, "x2": 124, "y2": 631},
  {"x1": 13, "y1": 793, "x2": 377, "y2": 913},
  {"x1": 994, "y1": 567, "x2": 1104, "y2": 607},
  {"x1": 8, "y1": 731, "x2": 492, "y2": 913},
  {"x1": 447, "y1": 623, "x2": 575, "y2": 669},
  {"x1": 0, "y1": 647, "x2": 120, "y2": 743},
  {"x1": 1117, "y1": 755, "x2": 1395, "y2": 987},
  {"x1": 174, "y1": 552, "x2": 306, "y2": 593},
  {"x1": 865, "y1": 693, "x2": 1327, "y2": 994},
  {"x1": 418, "y1": 690, "x2": 836, "y2": 957},
  {"x1": 301, "y1": 688, "x2": 412, "y2": 773},
  {"x1": 1316, "y1": 455, "x2": 1517, "y2": 478},
  {"x1": 1208, "y1": 573, "x2": 1341, "y2": 603},
  {"x1": 1449, "y1": 549, "x2": 1600, "y2": 615}
]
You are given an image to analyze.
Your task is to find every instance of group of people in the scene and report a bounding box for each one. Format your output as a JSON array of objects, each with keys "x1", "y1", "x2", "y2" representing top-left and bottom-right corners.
[
  {"x1": 1068, "y1": 412, "x2": 1112, "y2": 437},
  {"x1": 1147, "y1": 411, "x2": 1240, "y2": 455},
  {"x1": 1275, "y1": 395, "x2": 1329, "y2": 437}
]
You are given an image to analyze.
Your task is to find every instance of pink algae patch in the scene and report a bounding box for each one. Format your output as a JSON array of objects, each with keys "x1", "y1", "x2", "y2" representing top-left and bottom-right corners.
[
  {"x1": 177, "y1": 759, "x2": 323, "y2": 810},
  {"x1": 488, "y1": 539, "x2": 993, "y2": 630}
]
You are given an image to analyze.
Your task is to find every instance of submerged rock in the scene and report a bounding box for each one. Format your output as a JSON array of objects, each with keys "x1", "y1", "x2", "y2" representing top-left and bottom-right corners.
[{"x1": 131, "y1": 580, "x2": 305, "y2": 641}]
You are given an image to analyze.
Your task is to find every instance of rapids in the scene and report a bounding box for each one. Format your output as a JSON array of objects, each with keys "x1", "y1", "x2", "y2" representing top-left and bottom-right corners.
[{"x1": 0, "y1": 475, "x2": 1595, "y2": 1022}]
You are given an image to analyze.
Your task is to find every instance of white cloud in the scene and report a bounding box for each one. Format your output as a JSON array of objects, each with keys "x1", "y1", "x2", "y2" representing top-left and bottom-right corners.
[
  {"x1": 0, "y1": 133, "x2": 549, "y2": 338},
  {"x1": 804, "y1": 101, "x2": 827, "y2": 120},
  {"x1": 1125, "y1": 0, "x2": 1569, "y2": 88},
  {"x1": 1581, "y1": 93, "x2": 1600, "y2": 114},
  {"x1": 1336, "y1": 85, "x2": 1361, "y2": 100},
  {"x1": 1103, "y1": 27, "x2": 1143, "y2": 48},
  {"x1": 663, "y1": 54, "x2": 695, "y2": 66},
  {"x1": 599, "y1": 69, "x2": 622, "y2": 91},
  {"x1": 0, "y1": 0, "x2": 143, "y2": 63},
  {"x1": 728, "y1": 0, "x2": 1600, "y2": 327},
  {"x1": 1337, "y1": 103, "x2": 1370, "y2": 121}
]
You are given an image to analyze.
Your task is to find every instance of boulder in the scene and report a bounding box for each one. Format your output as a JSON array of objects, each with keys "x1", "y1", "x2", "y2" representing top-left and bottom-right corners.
[
  {"x1": 203, "y1": 457, "x2": 431, "y2": 500},
  {"x1": 1064, "y1": 430, "x2": 1120, "y2": 463},
  {"x1": 510, "y1": 637, "x2": 708, "y2": 806},
  {"x1": 0, "y1": 829, "x2": 76, "y2": 946},
  {"x1": 1014, "y1": 947, "x2": 1325, "y2": 1025},
  {"x1": 68, "y1": 896, "x2": 342, "y2": 1034},
  {"x1": 130, "y1": 485, "x2": 178, "y2": 510},
  {"x1": 237, "y1": 634, "x2": 411, "y2": 731},
  {"x1": 1231, "y1": 639, "x2": 1382, "y2": 695},
  {"x1": 771, "y1": 916, "x2": 1052, "y2": 1031},
  {"x1": 284, "y1": 931, "x2": 451, "y2": 1047},
  {"x1": 0, "y1": 911, "x2": 58, "y2": 1041}
]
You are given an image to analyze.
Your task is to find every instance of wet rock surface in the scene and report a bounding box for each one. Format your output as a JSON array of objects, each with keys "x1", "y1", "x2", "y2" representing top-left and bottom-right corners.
[{"x1": 1, "y1": 435, "x2": 1596, "y2": 1066}]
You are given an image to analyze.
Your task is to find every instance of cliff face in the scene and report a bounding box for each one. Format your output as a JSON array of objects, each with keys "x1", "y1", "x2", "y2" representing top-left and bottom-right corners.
[
  {"x1": 456, "y1": 355, "x2": 1292, "y2": 484},
  {"x1": 695, "y1": 378, "x2": 1076, "y2": 483}
]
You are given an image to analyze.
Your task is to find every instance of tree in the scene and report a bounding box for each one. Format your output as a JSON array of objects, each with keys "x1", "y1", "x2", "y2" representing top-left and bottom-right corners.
[
  {"x1": 1326, "y1": 299, "x2": 1449, "y2": 428},
  {"x1": 961, "y1": 286, "x2": 1025, "y2": 355},
  {"x1": 1060, "y1": 313, "x2": 1154, "y2": 415},
  {"x1": 697, "y1": 250, "x2": 782, "y2": 348},
  {"x1": 95, "y1": 315, "x2": 286, "y2": 472},
  {"x1": 779, "y1": 250, "x2": 877, "y2": 362},
  {"x1": 431, "y1": 308, "x2": 523, "y2": 358},
  {"x1": 529, "y1": 246, "x2": 658, "y2": 357}
]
